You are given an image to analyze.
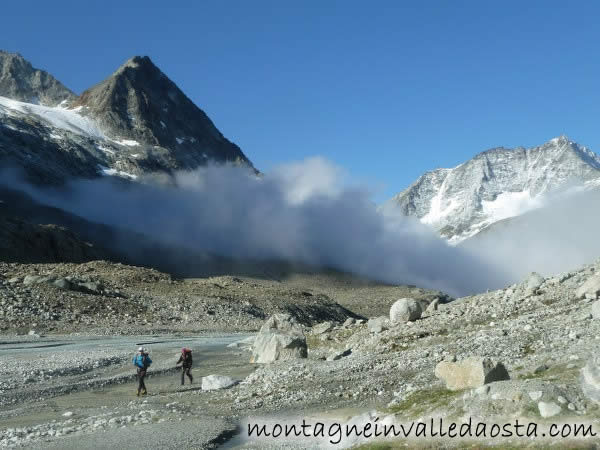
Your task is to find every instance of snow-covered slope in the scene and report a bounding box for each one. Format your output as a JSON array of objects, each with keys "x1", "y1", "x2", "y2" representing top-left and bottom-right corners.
[
  {"x1": 0, "y1": 96, "x2": 105, "y2": 139},
  {"x1": 385, "y1": 136, "x2": 600, "y2": 243}
]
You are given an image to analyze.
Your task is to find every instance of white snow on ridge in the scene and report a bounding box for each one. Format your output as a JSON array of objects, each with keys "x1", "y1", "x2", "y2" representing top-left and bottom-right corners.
[
  {"x1": 113, "y1": 139, "x2": 140, "y2": 147},
  {"x1": 97, "y1": 165, "x2": 137, "y2": 180},
  {"x1": 0, "y1": 96, "x2": 105, "y2": 139}
]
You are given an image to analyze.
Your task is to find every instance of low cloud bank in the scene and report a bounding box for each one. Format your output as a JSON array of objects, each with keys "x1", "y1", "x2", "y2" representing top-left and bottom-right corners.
[
  {"x1": 1, "y1": 158, "x2": 508, "y2": 297},
  {"x1": 462, "y1": 187, "x2": 600, "y2": 280}
]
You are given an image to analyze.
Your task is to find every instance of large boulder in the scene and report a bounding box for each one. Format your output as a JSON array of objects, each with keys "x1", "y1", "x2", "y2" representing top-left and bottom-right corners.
[
  {"x1": 581, "y1": 360, "x2": 600, "y2": 403},
  {"x1": 591, "y1": 301, "x2": 600, "y2": 319},
  {"x1": 524, "y1": 272, "x2": 545, "y2": 295},
  {"x1": 435, "y1": 357, "x2": 510, "y2": 391},
  {"x1": 538, "y1": 401, "x2": 561, "y2": 418},
  {"x1": 201, "y1": 375, "x2": 237, "y2": 391},
  {"x1": 576, "y1": 274, "x2": 600, "y2": 300},
  {"x1": 250, "y1": 314, "x2": 307, "y2": 364},
  {"x1": 390, "y1": 298, "x2": 422, "y2": 323}
]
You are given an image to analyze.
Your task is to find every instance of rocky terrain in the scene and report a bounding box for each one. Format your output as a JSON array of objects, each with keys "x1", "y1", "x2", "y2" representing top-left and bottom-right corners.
[
  {"x1": 386, "y1": 135, "x2": 600, "y2": 243},
  {"x1": 2, "y1": 257, "x2": 600, "y2": 447},
  {"x1": 0, "y1": 260, "x2": 364, "y2": 335}
]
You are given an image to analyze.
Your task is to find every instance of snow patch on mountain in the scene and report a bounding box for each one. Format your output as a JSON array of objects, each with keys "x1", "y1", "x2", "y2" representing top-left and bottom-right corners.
[{"x1": 0, "y1": 96, "x2": 105, "y2": 139}]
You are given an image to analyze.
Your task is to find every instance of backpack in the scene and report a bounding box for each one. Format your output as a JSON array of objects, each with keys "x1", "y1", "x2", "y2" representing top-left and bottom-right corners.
[
  {"x1": 133, "y1": 353, "x2": 152, "y2": 369},
  {"x1": 182, "y1": 349, "x2": 193, "y2": 366}
]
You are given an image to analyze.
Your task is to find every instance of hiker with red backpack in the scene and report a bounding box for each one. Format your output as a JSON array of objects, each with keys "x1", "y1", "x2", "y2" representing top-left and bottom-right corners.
[
  {"x1": 132, "y1": 347, "x2": 152, "y2": 396},
  {"x1": 176, "y1": 347, "x2": 193, "y2": 385}
]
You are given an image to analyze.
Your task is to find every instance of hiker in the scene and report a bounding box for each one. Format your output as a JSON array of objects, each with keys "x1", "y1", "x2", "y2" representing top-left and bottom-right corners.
[
  {"x1": 132, "y1": 346, "x2": 152, "y2": 396},
  {"x1": 176, "y1": 347, "x2": 193, "y2": 385}
]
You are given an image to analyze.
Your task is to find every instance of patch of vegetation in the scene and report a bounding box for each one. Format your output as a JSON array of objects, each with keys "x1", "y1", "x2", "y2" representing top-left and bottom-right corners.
[
  {"x1": 386, "y1": 386, "x2": 461, "y2": 418},
  {"x1": 521, "y1": 344, "x2": 535, "y2": 356},
  {"x1": 518, "y1": 363, "x2": 578, "y2": 382}
]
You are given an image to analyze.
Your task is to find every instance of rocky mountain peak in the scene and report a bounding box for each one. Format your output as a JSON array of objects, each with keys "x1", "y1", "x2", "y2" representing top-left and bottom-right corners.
[
  {"x1": 386, "y1": 136, "x2": 600, "y2": 243},
  {"x1": 0, "y1": 50, "x2": 75, "y2": 106},
  {"x1": 72, "y1": 55, "x2": 253, "y2": 170}
]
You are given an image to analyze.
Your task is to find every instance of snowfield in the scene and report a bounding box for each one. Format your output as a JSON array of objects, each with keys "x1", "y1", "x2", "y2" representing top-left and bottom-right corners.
[{"x1": 0, "y1": 96, "x2": 105, "y2": 139}]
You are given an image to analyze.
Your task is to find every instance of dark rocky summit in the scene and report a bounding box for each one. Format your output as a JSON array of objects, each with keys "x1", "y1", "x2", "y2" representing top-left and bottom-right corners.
[{"x1": 72, "y1": 56, "x2": 253, "y2": 170}]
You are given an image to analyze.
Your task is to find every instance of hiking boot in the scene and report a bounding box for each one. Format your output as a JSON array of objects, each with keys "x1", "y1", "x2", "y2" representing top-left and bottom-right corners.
[
  {"x1": 141, "y1": 389, "x2": 147, "y2": 396},
  {"x1": 136, "y1": 390, "x2": 140, "y2": 397}
]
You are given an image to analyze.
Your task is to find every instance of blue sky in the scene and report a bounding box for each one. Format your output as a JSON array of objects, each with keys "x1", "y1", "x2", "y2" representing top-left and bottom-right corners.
[{"x1": 3, "y1": 1, "x2": 599, "y2": 200}]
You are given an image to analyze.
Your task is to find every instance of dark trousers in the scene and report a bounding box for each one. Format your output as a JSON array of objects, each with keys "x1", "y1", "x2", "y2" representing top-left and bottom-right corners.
[
  {"x1": 137, "y1": 368, "x2": 147, "y2": 392},
  {"x1": 181, "y1": 366, "x2": 193, "y2": 385}
]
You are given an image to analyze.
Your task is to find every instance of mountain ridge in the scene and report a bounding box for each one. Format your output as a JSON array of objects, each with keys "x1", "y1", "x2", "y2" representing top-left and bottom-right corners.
[
  {"x1": 386, "y1": 135, "x2": 600, "y2": 242},
  {"x1": 0, "y1": 52, "x2": 254, "y2": 184},
  {"x1": 0, "y1": 51, "x2": 75, "y2": 107}
]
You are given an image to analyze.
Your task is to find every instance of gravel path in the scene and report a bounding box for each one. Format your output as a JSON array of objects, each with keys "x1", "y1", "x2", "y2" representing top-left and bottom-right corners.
[{"x1": 26, "y1": 418, "x2": 237, "y2": 450}]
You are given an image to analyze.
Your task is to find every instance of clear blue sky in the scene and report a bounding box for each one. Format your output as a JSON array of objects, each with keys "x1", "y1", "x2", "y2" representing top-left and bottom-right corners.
[{"x1": 3, "y1": 1, "x2": 599, "y2": 200}]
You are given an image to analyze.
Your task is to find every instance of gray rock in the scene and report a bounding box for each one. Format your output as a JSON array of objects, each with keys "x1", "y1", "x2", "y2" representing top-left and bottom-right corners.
[
  {"x1": 576, "y1": 274, "x2": 600, "y2": 300},
  {"x1": 389, "y1": 298, "x2": 422, "y2": 323},
  {"x1": 538, "y1": 401, "x2": 561, "y2": 418},
  {"x1": 53, "y1": 278, "x2": 72, "y2": 290},
  {"x1": 581, "y1": 360, "x2": 600, "y2": 404},
  {"x1": 250, "y1": 314, "x2": 307, "y2": 364},
  {"x1": 201, "y1": 375, "x2": 237, "y2": 391},
  {"x1": 434, "y1": 357, "x2": 510, "y2": 390},
  {"x1": 23, "y1": 275, "x2": 44, "y2": 286},
  {"x1": 591, "y1": 300, "x2": 600, "y2": 319},
  {"x1": 367, "y1": 317, "x2": 389, "y2": 334},
  {"x1": 426, "y1": 298, "x2": 440, "y2": 313},
  {"x1": 474, "y1": 385, "x2": 490, "y2": 396},
  {"x1": 529, "y1": 391, "x2": 543, "y2": 401},
  {"x1": 312, "y1": 321, "x2": 334, "y2": 335},
  {"x1": 342, "y1": 318, "x2": 355, "y2": 328},
  {"x1": 524, "y1": 272, "x2": 545, "y2": 295}
]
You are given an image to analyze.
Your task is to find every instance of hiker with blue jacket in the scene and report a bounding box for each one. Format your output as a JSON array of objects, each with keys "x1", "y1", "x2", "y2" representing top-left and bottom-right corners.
[{"x1": 132, "y1": 347, "x2": 152, "y2": 396}]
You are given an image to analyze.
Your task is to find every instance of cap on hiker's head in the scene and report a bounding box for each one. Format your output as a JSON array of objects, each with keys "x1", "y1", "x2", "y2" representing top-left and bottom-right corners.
[
  {"x1": 182, "y1": 347, "x2": 186, "y2": 353},
  {"x1": 139, "y1": 347, "x2": 144, "y2": 352}
]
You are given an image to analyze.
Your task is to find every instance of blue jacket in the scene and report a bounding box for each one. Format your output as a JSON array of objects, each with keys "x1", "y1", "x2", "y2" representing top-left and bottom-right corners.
[{"x1": 132, "y1": 353, "x2": 152, "y2": 369}]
